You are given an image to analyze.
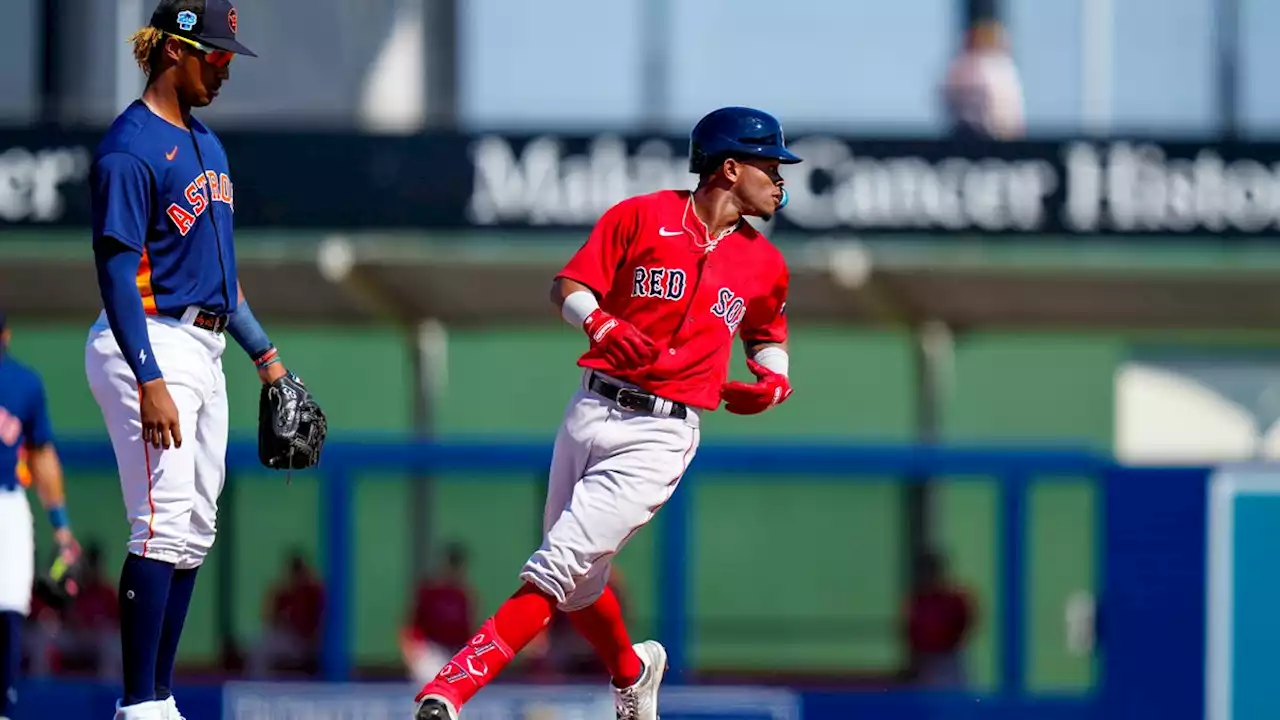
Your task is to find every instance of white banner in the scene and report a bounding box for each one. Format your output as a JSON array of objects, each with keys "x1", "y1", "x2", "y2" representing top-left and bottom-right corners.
[{"x1": 222, "y1": 681, "x2": 802, "y2": 720}]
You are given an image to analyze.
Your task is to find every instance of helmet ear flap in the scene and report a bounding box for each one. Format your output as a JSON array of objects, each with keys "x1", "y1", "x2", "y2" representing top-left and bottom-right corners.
[{"x1": 688, "y1": 145, "x2": 708, "y2": 174}]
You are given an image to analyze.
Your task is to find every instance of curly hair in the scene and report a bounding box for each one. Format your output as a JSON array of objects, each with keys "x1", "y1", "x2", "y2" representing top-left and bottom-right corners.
[{"x1": 129, "y1": 26, "x2": 166, "y2": 75}]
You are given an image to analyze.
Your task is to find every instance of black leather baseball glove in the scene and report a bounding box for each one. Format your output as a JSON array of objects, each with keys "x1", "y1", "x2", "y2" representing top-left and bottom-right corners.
[
  {"x1": 33, "y1": 539, "x2": 83, "y2": 610},
  {"x1": 258, "y1": 371, "x2": 327, "y2": 471}
]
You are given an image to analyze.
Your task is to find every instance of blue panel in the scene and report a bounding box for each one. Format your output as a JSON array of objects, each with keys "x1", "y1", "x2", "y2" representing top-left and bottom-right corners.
[
  {"x1": 1000, "y1": 475, "x2": 1028, "y2": 695},
  {"x1": 320, "y1": 469, "x2": 353, "y2": 681},
  {"x1": 1101, "y1": 466, "x2": 1210, "y2": 720},
  {"x1": 658, "y1": 471, "x2": 691, "y2": 680},
  {"x1": 1230, "y1": 495, "x2": 1280, "y2": 717}
]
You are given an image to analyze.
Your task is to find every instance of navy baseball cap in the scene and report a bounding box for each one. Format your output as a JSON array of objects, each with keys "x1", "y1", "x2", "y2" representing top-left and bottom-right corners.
[{"x1": 151, "y1": 0, "x2": 256, "y2": 57}]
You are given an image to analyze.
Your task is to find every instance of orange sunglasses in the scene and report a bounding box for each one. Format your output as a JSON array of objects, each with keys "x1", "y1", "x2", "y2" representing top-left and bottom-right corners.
[{"x1": 169, "y1": 33, "x2": 234, "y2": 68}]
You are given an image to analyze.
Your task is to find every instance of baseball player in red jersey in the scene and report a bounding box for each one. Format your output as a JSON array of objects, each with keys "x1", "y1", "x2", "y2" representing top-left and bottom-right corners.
[{"x1": 414, "y1": 106, "x2": 799, "y2": 720}]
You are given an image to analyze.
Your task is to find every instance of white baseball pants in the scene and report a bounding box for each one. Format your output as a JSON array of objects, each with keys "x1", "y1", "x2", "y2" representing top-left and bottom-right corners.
[
  {"x1": 0, "y1": 487, "x2": 34, "y2": 615},
  {"x1": 521, "y1": 371, "x2": 700, "y2": 611},
  {"x1": 85, "y1": 311, "x2": 229, "y2": 570}
]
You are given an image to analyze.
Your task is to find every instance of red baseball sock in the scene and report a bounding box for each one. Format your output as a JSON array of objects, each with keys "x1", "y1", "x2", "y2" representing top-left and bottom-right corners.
[
  {"x1": 414, "y1": 584, "x2": 556, "y2": 707},
  {"x1": 567, "y1": 585, "x2": 644, "y2": 688}
]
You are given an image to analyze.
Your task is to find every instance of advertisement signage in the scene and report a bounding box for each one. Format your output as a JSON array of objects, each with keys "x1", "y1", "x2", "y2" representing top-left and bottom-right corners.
[
  {"x1": 221, "y1": 682, "x2": 802, "y2": 720},
  {"x1": 2, "y1": 126, "x2": 1278, "y2": 237}
]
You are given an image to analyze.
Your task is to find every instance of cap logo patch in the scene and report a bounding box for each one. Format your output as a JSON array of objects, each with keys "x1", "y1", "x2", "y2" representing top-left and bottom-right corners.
[
  {"x1": 227, "y1": 8, "x2": 238, "y2": 33},
  {"x1": 176, "y1": 10, "x2": 198, "y2": 31}
]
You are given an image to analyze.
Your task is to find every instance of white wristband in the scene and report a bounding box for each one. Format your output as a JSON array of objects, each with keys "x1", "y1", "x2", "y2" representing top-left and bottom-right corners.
[
  {"x1": 751, "y1": 346, "x2": 789, "y2": 376},
  {"x1": 561, "y1": 290, "x2": 600, "y2": 329}
]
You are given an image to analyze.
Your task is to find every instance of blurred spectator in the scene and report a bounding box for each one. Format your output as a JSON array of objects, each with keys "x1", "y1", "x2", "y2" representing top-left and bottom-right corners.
[
  {"x1": 22, "y1": 587, "x2": 60, "y2": 678},
  {"x1": 23, "y1": 543, "x2": 120, "y2": 679},
  {"x1": 52, "y1": 543, "x2": 120, "y2": 678},
  {"x1": 248, "y1": 549, "x2": 325, "y2": 678},
  {"x1": 902, "y1": 550, "x2": 976, "y2": 689},
  {"x1": 401, "y1": 542, "x2": 475, "y2": 685},
  {"x1": 941, "y1": 19, "x2": 1026, "y2": 140}
]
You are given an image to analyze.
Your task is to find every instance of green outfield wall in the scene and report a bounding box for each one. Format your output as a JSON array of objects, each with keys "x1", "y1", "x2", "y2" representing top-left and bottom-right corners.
[{"x1": 15, "y1": 320, "x2": 1268, "y2": 690}]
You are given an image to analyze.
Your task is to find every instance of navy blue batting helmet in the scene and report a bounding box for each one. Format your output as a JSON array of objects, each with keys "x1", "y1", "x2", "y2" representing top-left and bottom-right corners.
[{"x1": 688, "y1": 106, "x2": 802, "y2": 175}]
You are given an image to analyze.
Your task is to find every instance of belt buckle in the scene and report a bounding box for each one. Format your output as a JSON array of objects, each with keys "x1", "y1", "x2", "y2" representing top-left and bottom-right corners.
[
  {"x1": 194, "y1": 311, "x2": 226, "y2": 334},
  {"x1": 615, "y1": 387, "x2": 648, "y2": 413}
]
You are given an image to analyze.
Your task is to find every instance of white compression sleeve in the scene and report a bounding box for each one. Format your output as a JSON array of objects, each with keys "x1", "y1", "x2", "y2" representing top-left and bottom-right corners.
[
  {"x1": 561, "y1": 290, "x2": 601, "y2": 328},
  {"x1": 751, "y1": 345, "x2": 790, "y2": 376}
]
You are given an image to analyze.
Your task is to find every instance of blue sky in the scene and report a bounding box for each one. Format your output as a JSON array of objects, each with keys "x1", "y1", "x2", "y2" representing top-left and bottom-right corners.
[{"x1": 459, "y1": 0, "x2": 1280, "y2": 137}]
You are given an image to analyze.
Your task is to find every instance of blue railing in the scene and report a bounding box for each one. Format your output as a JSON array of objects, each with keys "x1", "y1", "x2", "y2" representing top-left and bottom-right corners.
[{"x1": 54, "y1": 439, "x2": 1110, "y2": 702}]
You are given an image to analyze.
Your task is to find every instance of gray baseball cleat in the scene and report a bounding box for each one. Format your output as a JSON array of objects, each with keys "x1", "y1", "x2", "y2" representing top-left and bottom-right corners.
[{"x1": 613, "y1": 640, "x2": 668, "y2": 720}]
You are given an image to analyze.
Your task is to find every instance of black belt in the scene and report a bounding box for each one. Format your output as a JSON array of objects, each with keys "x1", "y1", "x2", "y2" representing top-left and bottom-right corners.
[
  {"x1": 588, "y1": 373, "x2": 687, "y2": 419},
  {"x1": 192, "y1": 310, "x2": 229, "y2": 334},
  {"x1": 164, "y1": 308, "x2": 229, "y2": 334}
]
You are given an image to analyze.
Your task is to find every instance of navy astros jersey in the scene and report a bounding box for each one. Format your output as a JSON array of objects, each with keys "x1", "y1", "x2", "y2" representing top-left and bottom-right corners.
[
  {"x1": 0, "y1": 354, "x2": 53, "y2": 492},
  {"x1": 90, "y1": 100, "x2": 238, "y2": 317}
]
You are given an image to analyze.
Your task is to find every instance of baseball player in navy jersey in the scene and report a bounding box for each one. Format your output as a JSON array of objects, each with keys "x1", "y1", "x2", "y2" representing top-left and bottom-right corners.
[
  {"x1": 0, "y1": 313, "x2": 80, "y2": 720},
  {"x1": 414, "y1": 107, "x2": 799, "y2": 720},
  {"x1": 83, "y1": 3, "x2": 323, "y2": 718}
]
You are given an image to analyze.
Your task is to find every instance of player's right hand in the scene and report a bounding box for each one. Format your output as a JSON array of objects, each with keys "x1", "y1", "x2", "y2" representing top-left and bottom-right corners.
[
  {"x1": 583, "y1": 308, "x2": 659, "y2": 372},
  {"x1": 139, "y1": 378, "x2": 183, "y2": 450}
]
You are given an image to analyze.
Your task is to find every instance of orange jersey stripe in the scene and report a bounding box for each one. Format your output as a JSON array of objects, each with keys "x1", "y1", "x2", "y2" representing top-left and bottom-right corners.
[
  {"x1": 17, "y1": 446, "x2": 31, "y2": 488},
  {"x1": 136, "y1": 247, "x2": 158, "y2": 315}
]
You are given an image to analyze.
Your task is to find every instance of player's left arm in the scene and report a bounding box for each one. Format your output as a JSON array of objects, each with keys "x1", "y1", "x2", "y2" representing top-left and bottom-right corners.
[
  {"x1": 742, "y1": 337, "x2": 789, "y2": 369},
  {"x1": 227, "y1": 281, "x2": 287, "y2": 384},
  {"x1": 720, "y1": 266, "x2": 793, "y2": 415},
  {"x1": 740, "y1": 262, "x2": 791, "y2": 372},
  {"x1": 230, "y1": 281, "x2": 329, "y2": 471},
  {"x1": 23, "y1": 375, "x2": 75, "y2": 548}
]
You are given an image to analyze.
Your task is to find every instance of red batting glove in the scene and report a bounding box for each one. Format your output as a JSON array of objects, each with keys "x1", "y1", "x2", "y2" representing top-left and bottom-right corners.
[
  {"x1": 719, "y1": 358, "x2": 793, "y2": 415},
  {"x1": 583, "y1": 308, "x2": 659, "y2": 373}
]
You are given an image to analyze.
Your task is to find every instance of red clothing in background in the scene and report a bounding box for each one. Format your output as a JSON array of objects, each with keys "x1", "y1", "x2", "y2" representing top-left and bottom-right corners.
[
  {"x1": 411, "y1": 580, "x2": 473, "y2": 648},
  {"x1": 906, "y1": 588, "x2": 973, "y2": 654}
]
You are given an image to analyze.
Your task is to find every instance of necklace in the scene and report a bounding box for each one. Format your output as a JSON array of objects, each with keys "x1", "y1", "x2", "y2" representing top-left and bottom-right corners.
[{"x1": 681, "y1": 196, "x2": 739, "y2": 254}]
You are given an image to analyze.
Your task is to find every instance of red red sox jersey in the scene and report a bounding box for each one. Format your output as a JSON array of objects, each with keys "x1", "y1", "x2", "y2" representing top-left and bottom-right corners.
[{"x1": 557, "y1": 189, "x2": 790, "y2": 411}]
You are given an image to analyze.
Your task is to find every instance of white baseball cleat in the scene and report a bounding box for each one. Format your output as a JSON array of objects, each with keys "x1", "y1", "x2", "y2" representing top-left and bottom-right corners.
[
  {"x1": 113, "y1": 699, "x2": 168, "y2": 719},
  {"x1": 613, "y1": 640, "x2": 668, "y2": 720},
  {"x1": 163, "y1": 695, "x2": 186, "y2": 720}
]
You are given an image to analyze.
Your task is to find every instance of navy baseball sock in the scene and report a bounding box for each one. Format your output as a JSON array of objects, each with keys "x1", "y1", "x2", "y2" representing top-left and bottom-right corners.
[
  {"x1": 119, "y1": 553, "x2": 174, "y2": 706},
  {"x1": 0, "y1": 611, "x2": 20, "y2": 718},
  {"x1": 154, "y1": 567, "x2": 199, "y2": 701}
]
